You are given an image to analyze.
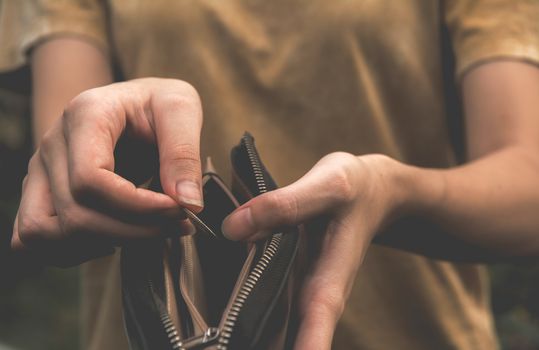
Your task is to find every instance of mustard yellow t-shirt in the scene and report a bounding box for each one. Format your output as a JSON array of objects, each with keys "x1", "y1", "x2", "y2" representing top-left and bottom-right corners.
[{"x1": 2, "y1": 1, "x2": 539, "y2": 349}]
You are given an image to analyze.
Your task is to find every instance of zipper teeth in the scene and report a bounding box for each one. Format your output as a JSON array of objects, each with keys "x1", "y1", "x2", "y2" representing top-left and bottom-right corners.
[
  {"x1": 153, "y1": 135, "x2": 278, "y2": 350},
  {"x1": 244, "y1": 138, "x2": 268, "y2": 194},
  {"x1": 147, "y1": 278, "x2": 183, "y2": 350},
  {"x1": 160, "y1": 313, "x2": 183, "y2": 349},
  {"x1": 216, "y1": 137, "x2": 281, "y2": 349},
  {"x1": 217, "y1": 235, "x2": 281, "y2": 349}
]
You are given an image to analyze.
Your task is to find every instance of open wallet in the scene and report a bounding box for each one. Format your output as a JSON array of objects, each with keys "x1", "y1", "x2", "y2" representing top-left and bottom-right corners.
[{"x1": 121, "y1": 133, "x2": 304, "y2": 350}]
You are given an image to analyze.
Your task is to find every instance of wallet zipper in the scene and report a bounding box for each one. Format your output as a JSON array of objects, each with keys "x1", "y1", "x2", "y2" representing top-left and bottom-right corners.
[
  {"x1": 215, "y1": 134, "x2": 283, "y2": 349},
  {"x1": 154, "y1": 275, "x2": 219, "y2": 350},
  {"x1": 159, "y1": 134, "x2": 281, "y2": 349}
]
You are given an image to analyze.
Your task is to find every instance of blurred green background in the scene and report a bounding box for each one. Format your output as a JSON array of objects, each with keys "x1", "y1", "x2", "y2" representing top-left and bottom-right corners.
[{"x1": 1, "y1": 72, "x2": 539, "y2": 350}]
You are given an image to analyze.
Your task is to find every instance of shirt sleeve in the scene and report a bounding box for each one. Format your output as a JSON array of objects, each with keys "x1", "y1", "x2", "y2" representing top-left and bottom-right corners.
[
  {"x1": 0, "y1": 0, "x2": 109, "y2": 73},
  {"x1": 444, "y1": 0, "x2": 539, "y2": 78}
]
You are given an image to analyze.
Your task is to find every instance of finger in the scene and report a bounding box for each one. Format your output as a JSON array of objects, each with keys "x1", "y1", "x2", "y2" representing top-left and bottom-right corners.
[
  {"x1": 11, "y1": 178, "x2": 28, "y2": 252},
  {"x1": 13, "y1": 158, "x2": 107, "y2": 265},
  {"x1": 11, "y1": 177, "x2": 28, "y2": 251},
  {"x1": 222, "y1": 154, "x2": 358, "y2": 240},
  {"x1": 11, "y1": 211, "x2": 26, "y2": 252},
  {"x1": 294, "y1": 219, "x2": 365, "y2": 350},
  {"x1": 61, "y1": 87, "x2": 180, "y2": 217},
  {"x1": 15, "y1": 154, "x2": 112, "y2": 262},
  {"x1": 150, "y1": 83, "x2": 204, "y2": 211},
  {"x1": 43, "y1": 128, "x2": 189, "y2": 241},
  {"x1": 294, "y1": 303, "x2": 336, "y2": 350},
  {"x1": 15, "y1": 154, "x2": 61, "y2": 249}
]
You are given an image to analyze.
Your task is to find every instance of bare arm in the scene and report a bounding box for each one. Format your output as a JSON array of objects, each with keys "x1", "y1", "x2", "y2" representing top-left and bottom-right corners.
[
  {"x1": 31, "y1": 37, "x2": 113, "y2": 141},
  {"x1": 454, "y1": 61, "x2": 539, "y2": 255},
  {"x1": 219, "y1": 61, "x2": 539, "y2": 348},
  {"x1": 224, "y1": 61, "x2": 539, "y2": 261},
  {"x1": 390, "y1": 61, "x2": 539, "y2": 259}
]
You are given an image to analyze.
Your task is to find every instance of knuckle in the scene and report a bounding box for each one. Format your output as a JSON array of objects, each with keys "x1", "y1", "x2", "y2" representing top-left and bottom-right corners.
[
  {"x1": 160, "y1": 144, "x2": 201, "y2": 194},
  {"x1": 153, "y1": 81, "x2": 202, "y2": 115},
  {"x1": 161, "y1": 144, "x2": 201, "y2": 172},
  {"x1": 28, "y1": 152, "x2": 40, "y2": 169},
  {"x1": 63, "y1": 89, "x2": 120, "y2": 129},
  {"x1": 171, "y1": 80, "x2": 200, "y2": 99},
  {"x1": 58, "y1": 206, "x2": 84, "y2": 236},
  {"x1": 39, "y1": 130, "x2": 56, "y2": 159},
  {"x1": 21, "y1": 175, "x2": 28, "y2": 191},
  {"x1": 326, "y1": 152, "x2": 359, "y2": 204},
  {"x1": 62, "y1": 91, "x2": 89, "y2": 123},
  {"x1": 163, "y1": 142, "x2": 199, "y2": 160},
  {"x1": 18, "y1": 215, "x2": 44, "y2": 245},
  {"x1": 156, "y1": 91, "x2": 199, "y2": 113},
  {"x1": 22, "y1": 154, "x2": 39, "y2": 185},
  {"x1": 64, "y1": 90, "x2": 99, "y2": 117},
  {"x1": 70, "y1": 168, "x2": 96, "y2": 202},
  {"x1": 266, "y1": 191, "x2": 299, "y2": 225}
]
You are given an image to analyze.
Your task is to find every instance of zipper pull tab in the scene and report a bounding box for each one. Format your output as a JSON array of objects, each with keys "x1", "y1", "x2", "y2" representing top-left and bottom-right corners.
[{"x1": 175, "y1": 327, "x2": 220, "y2": 350}]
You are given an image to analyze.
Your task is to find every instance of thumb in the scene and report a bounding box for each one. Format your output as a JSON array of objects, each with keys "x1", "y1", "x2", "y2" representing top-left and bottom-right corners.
[
  {"x1": 221, "y1": 155, "x2": 357, "y2": 240},
  {"x1": 151, "y1": 83, "x2": 204, "y2": 212}
]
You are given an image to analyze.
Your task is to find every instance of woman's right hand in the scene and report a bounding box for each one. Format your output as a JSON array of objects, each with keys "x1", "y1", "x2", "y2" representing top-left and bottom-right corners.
[{"x1": 12, "y1": 78, "x2": 204, "y2": 266}]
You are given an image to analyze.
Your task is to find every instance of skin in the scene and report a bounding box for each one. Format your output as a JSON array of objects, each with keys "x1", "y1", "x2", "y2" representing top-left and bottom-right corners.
[{"x1": 12, "y1": 37, "x2": 539, "y2": 349}]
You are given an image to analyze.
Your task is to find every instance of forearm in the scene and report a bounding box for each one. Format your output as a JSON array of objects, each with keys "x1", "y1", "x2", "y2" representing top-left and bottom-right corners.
[
  {"x1": 31, "y1": 37, "x2": 113, "y2": 142},
  {"x1": 391, "y1": 146, "x2": 539, "y2": 260},
  {"x1": 379, "y1": 61, "x2": 539, "y2": 261}
]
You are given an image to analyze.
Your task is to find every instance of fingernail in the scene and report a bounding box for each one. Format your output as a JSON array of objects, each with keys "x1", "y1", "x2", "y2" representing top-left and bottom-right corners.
[
  {"x1": 176, "y1": 181, "x2": 203, "y2": 209},
  {"x1": 221, "y1": 207, "x2": 254, "y2": 241}
]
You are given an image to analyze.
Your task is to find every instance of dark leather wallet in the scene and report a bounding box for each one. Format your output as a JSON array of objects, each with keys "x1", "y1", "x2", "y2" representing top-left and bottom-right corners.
[{"x1": 121, "y1": 133, "x2": 303, "y2": 350}]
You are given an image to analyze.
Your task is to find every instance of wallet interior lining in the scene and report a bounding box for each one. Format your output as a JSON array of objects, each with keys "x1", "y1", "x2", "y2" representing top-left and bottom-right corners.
[
  {"x1": 163, "y1": 241, "x2": 185, "y2": 338},
  {"x1": 179, "y1": 235, "x2": 209, "y2": 334},
  {"x1": 165, "y1": 171, "x2": 253, "y2": 339}
]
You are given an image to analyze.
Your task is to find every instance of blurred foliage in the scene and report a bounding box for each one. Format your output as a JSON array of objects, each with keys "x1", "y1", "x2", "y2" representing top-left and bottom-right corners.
[
  {"x1": 491, "y1": 264, "x2": 539, "y2": 350},
  {"x1": 0, "y1": 266, "x2": 79, "y2": 350}
]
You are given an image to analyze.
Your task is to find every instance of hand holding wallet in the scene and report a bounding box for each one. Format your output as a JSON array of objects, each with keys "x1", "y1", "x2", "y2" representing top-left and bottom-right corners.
[{"x1": 121, "y1": 133, "x2": 304, "y2": 350}]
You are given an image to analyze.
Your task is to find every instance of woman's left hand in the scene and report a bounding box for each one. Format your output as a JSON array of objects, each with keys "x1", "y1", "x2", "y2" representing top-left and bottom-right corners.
[{"x1": 222, "y1": 152, "x2": 409, "y2": 350}]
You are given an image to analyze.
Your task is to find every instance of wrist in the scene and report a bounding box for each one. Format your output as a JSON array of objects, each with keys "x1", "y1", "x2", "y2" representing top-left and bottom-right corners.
[
  {"x1": 355, "y1": 154, "x2": 409, "y2": 221},
  {"x1": 393, "y1": 162, "x2": 447, "y2": 219},
  {"x1": 359, "y1": 155, "x2": 445, "y2": 221}
]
